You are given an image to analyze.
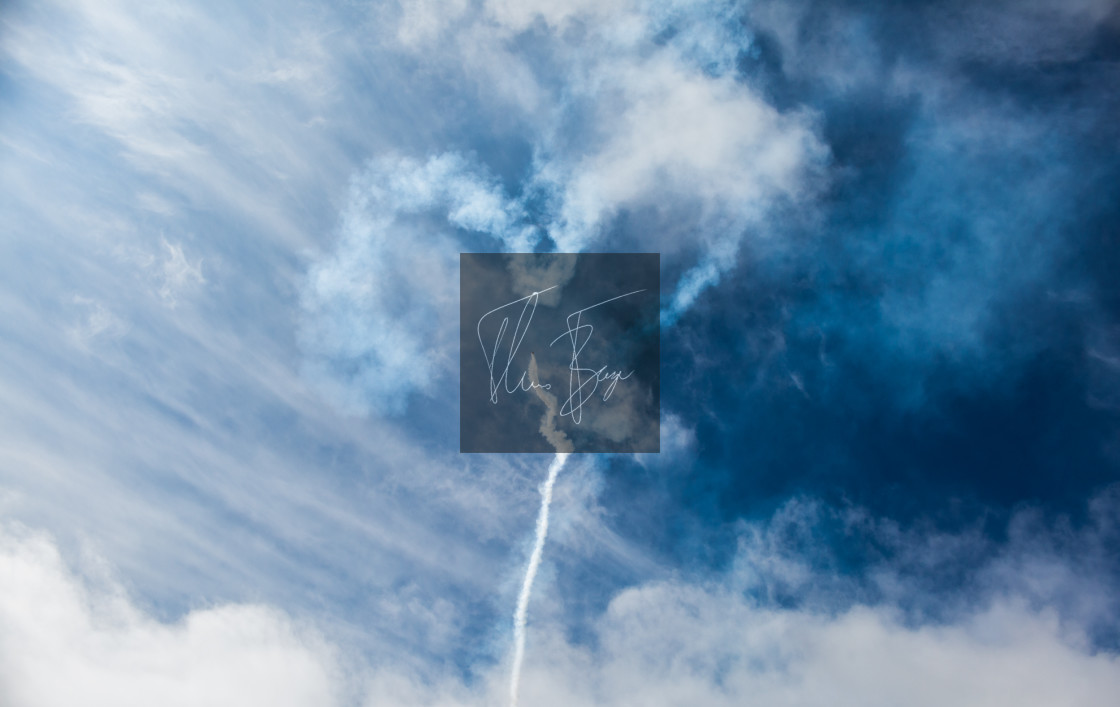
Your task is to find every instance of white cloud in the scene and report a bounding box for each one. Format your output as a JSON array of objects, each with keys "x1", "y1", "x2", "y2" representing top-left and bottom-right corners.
[
  {"x1": 541, "y1": 52, "x2": 823, "y2": 255},
  {"x1": 3, "y1": 517, "x2": 1118, "y2": 707},
  {"x1": 155, "y1": 238, "x2": 205, "y2": 307},
  {"x1": 551, "y1": 585, "x2": 1120, "y2": 707},
  {"x1": 0, "y1": 523, "x2": 341, "y2": 707},
  {"x1": 300, "y1": 153, "x2": 532, "y2": 415}
]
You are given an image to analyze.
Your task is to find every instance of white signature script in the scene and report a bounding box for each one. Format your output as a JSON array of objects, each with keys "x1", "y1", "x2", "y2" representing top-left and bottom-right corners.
[{"x1": 477, "y1": 287, "x2": 645, "y2": 423}]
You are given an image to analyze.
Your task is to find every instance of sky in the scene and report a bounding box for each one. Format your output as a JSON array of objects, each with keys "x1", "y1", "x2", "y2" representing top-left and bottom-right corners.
[{"x1": 1, "y1": 0, "x2": 1119, "y2": 705}]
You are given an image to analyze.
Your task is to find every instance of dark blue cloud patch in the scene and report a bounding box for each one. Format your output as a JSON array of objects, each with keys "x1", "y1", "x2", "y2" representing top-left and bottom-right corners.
[{"x1": 634, "y1": 0, "x2": 1120, "y2": 549}]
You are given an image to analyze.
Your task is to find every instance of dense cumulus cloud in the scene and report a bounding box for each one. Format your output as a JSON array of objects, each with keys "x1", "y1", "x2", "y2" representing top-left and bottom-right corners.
[{"x1": 2, "y1": 0, "x2": 1119, "y2": 705}]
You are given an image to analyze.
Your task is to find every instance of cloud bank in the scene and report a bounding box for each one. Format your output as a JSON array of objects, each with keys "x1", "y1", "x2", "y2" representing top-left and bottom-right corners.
[{"x1": 4, "y1": 491, "x2": 1120, "y2": 707}]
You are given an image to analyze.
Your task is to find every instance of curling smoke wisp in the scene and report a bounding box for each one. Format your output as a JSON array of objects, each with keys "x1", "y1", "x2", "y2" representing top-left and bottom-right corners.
[{"x1": 528, "y1": 352, "x2": 574, "y2": 454}]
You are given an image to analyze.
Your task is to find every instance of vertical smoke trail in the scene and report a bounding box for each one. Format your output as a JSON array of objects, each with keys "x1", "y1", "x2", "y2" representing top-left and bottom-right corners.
[{"x1": 509, "y1": 451, "x2": 569, "y2": 707}]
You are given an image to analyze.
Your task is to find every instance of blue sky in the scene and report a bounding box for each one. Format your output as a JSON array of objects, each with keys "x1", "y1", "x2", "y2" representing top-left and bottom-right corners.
[{"x1": 2, "y1": 0, "x2": 1119, "y2": 704}]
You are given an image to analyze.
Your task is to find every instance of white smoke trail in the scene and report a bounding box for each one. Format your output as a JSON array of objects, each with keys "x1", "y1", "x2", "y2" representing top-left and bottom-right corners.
[{"x1": 509, "y1": 451, "x2": 569, "y2": 707}]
